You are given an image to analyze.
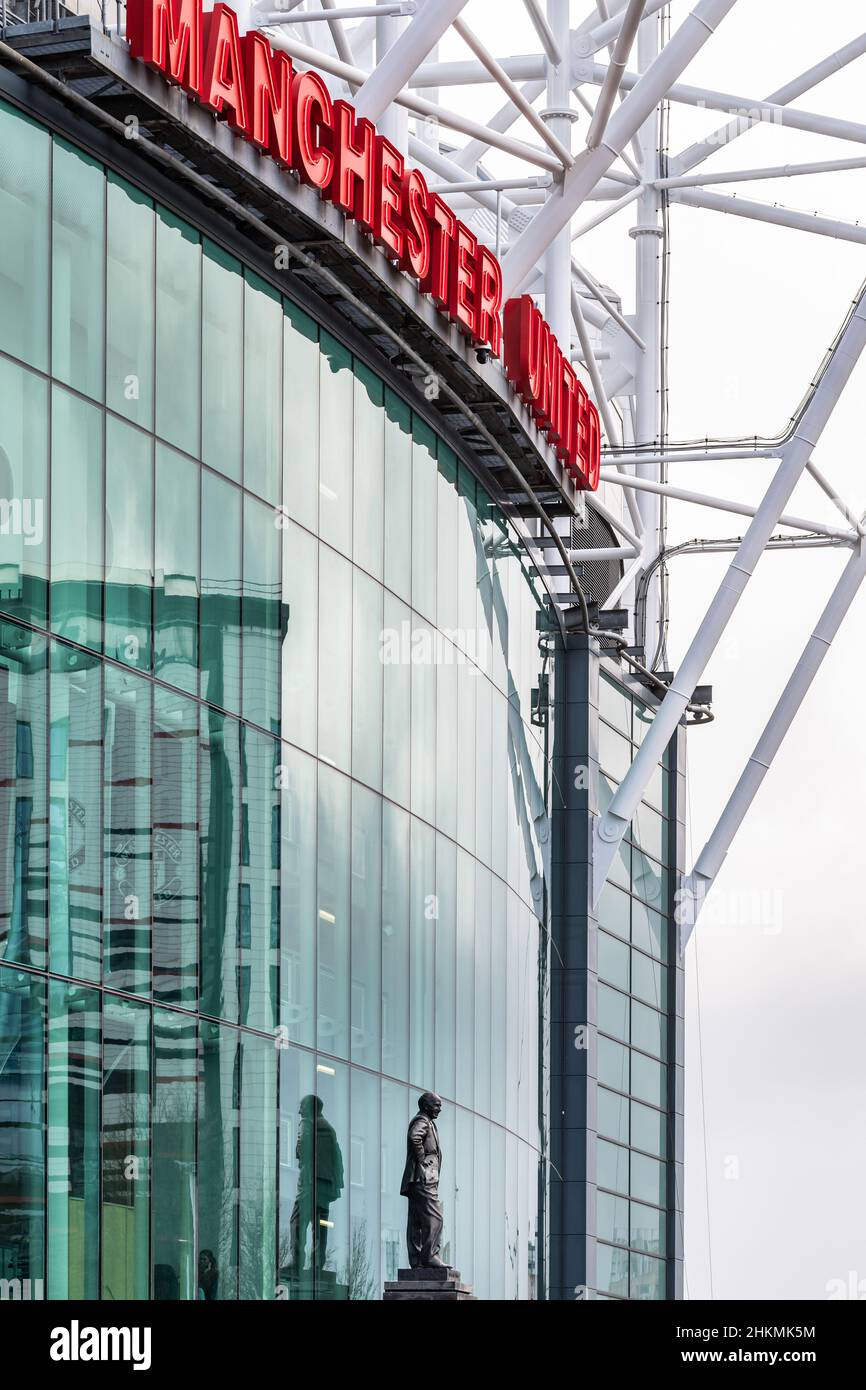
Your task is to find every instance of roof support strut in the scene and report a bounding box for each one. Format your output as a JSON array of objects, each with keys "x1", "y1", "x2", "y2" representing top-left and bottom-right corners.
[{"x1": 591, "y1": 282, "x2": 866, "y2": 908}]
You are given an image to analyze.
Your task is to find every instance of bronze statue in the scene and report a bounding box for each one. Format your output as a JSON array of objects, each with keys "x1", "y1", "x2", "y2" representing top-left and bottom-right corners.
[{"x1": 400, "y1": 1092, "x2": 445, "y2": 1269}]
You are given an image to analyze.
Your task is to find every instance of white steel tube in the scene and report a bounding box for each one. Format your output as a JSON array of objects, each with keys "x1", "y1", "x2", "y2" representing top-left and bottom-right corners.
[
  {"x1": 571, "y1": 183, "x2": 644, "y2": 239},
  {"x1": 407, "y1": 138, "x2": 517, "y2": 216},
  {"x1": 571, "y1": 287, "x2": 623, "y2": 449},
  {"x1": 543, "y1": 0, "x2": 575, "y2": 351},
  {"x1": 375, "y1": 4, "x2": 408, "y2": 153},
  {"x1": 502, "y1": 0, "x2": 740, "y2": 298},
  {"x1": 411, "y1": 54, "x2": 546, "y2": 87},
  {"x1": 577, "y1": 0, "x2": 668, "y2": 55},
  {"x1": 599, "y1": 469, "x2": 855, "y2": 542},
  {"x1": 606, "y1": 447, "x2": 781, "y2": 464},
  {"x1": 352, "y1": 0, "x2": 468, "y2": 122},
  {"x1": 586, "y1": 0, "x2": 647, "y2": 150},
  {"x1": 452, "y1": 15, "x2": 574, "y2": 167},
  {"x1": 806, "y1": 459, "x2": 866, "y2": 538},
  {"x1": 453, "y1": 80, "x2": 546, "y2": 170},
  {"x1": 572, "y1": 63, "x2": 866, "y2": 150},
  {"x1": 265, "y1": 34, "x2": 563, "y2": 170},
  {"x1": 603, "y1": 551, "x2": 645, "y2": 608},
  {"x1": 668, "y1": 187, "x2": 866, "y2": 246},
  {"x1": 672, "y1": 31, "x2": 866, "y2": 176},
  {"x1": 656, "y1": 154, "x2": 866, "y2": 189},
  {"x1": 633, "y1": 9, "x2": 663, "y2": 658},
  {"x1": 524, "y1": 0, "x2": 562, "y2": 64},
  {"x1": 593, "y1": 285, "x2": 866, "y2": 906},
  {"x1": 680, "y1": 533, "x2": 866, "y2": 948},
  {"x1": 573, "y1": 257, "x2": 646, "y2": 349}
]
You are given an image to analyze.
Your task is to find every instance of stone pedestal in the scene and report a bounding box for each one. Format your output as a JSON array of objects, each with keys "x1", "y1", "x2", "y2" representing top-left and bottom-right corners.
[{"x1": 384, "y1": 1267, "x2": 476, "y2": 1301}]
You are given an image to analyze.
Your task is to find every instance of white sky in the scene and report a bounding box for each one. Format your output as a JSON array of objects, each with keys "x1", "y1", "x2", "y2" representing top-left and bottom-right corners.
[{"x1": 428, "y1": 0, "x2": 866, "y2": 1300}]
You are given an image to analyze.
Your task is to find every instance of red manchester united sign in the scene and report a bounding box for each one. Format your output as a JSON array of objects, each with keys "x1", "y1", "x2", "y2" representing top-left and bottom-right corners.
[{"x1": 125, "y1": 0, "x2": 601, "y2": 491}]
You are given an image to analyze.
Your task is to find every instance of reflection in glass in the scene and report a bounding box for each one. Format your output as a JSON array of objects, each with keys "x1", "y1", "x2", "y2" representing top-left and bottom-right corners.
[
  {"x1": 0, "y1": 965, "x2": 45, "y2": 1295},
  {"x1": 48, "y1": 978, "x2": 100, "y2": 1299},
  {"x1": 102, "y1": 995, "x2": 149, "y2": 1299}
]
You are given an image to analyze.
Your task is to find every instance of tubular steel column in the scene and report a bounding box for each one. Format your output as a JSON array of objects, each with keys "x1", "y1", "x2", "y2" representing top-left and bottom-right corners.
[
  {"x1": 543, "y1": 0, "x2": 575, "y2": 351},
  {"x1": 631, "y1": 8, "x2": 664, "y2": 663},
  {"x1": 376, "y1": 7, "x2": 408, "y2": 154}
]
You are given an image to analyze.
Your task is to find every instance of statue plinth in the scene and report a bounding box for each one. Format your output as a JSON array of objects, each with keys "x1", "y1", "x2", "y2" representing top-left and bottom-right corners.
[{"x1": 384, "y1": 1266, "x2": 476, "y2": 1301}]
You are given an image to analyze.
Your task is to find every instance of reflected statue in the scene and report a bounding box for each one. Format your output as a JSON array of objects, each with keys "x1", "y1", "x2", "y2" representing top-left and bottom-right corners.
[
  {"x1": 197, "y1": 1248, "x2": 219, "y2": 1300},
  {"x1": 400, "y1": 1092, "x2": 445, "y2": 1269},
  {"x1": 290, "y1": 1094, "x2": 344, "y2": 1274}
]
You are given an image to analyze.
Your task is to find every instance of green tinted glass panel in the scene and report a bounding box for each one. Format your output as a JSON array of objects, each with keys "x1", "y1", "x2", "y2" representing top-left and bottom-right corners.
[
  {"x1": 350, "y1": 783, "x2": 382, "y2": 1069},
  {"x1": 598, "y1": 930, "x2": 629, "y2": 991},
  {"x1": 597, "y1": 1190, "x2": 628, "y2": 1247},
  {"x1": 200, "y1": 711, "x2": 240, "y2": 1023},
  {"x1": 48, "y1": 979, "x2": 100, "y2": 1299},
  {"x1": 152, "y1": 685, "x2": 198, "y2": 1006},
  {"x1": 50, "y1": 386, "x2": 103, "y2": 653},
  {"x1": 631, "y1": 1150, "x2": 666, "y2": 1208},
  {"x1": 597, "y1": 1086, "x2": 629, "y2": 1145},
  {"x1": 49, "y1": 646, "x2": 102, "y2": 982},
  {"x1": 103, "y1": 664, "x2": 152, "y2": 996},
  {"x1": 630, "y1": 1251, "x2": 666, "y2": 1299},
  {"x1": 597, "y1": 1035, "x2": 628, "y2": 1094},
  {"x1": 0, "y1": 629, "x2": 48, "y2": 969},
  {"x1": 0, "y1": 101, "x2": 49, "y2": 370},
  {"x1": 105, "y1": 416, "x2": 153, "y2": 672},
  {"x1": 155, "y1": 208, "x2": 200, "y2": 456},
  {"x1": 631, "y1": 1099, "x2": 667, "y2": 1159},
  {"x1": 201, "y1": 469, "x2": 241, "y2": 715},
  {"x1": 102, "y1": 995, "x2": 150, "y2": 1299},
  {"x1": 244, "y1": 272, "x2": 282, "y2": 502},
  {"x1": 282, "y1": 301, "x2": 319, "y2": 532},
  {"x1": 199, "y1": 1020, "x2": 239, "y2": 1300},
  {"x1": 279, "y1": 743, "x2": 316, "y2": 1049},
  {"x1": 598, "y1": 983, "x2": 629, "y2": 1044},
  {"x1": 630, "y1": 1200, "x2": 665, "y2": 1257},
  {"x1": 243, "y1": 494, "x2": 280, "y2": 730},
  {"x1": 239, "y1": 725, "x2": 279, "y2": 1032},
  {"x1": 239, "y1": 1031, "x2": 277, "y2": 1299},
  {"x1": 319, "y1": 332, "x2": 352, "y2": 556},
  {"x1": 631, "y1": 998, "x2": 667, "y2": 1061},
  {"x1": 0, "y1": 964, "x2": 45, "y2": 1290},
  {"x1": 0, "y1": 356, "x2": 49, "y2": 628},
  {"x1": 202, "y1": 240, "x2": 243, "y2": 483},
  {"x1": 317, "y1": 766, "x2": 350, "y2": 1057},
  {"x1": 152, "y1": 1008, "x2": 198, "y2": 1299},
  {"x1": 106, "y1": 175, "x2": 154, "y2": 428},
  {"x1": 154, "y1": 444, "x2": 199, "y2": 694},
  {"x1": 52, "y1": 139, "x2": 104, "y2": 400},
  {"x1": 597, "y1": 1138, "x2": 629, "y2": 1196},
  {"x1": 352, "y1": 362, "x2": 384, "y2": 580}
]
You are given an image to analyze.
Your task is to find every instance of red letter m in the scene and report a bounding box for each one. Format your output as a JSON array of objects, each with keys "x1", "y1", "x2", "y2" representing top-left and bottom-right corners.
[{"x1": 128, "y1": 0, "x2": 203, "y2": 94}]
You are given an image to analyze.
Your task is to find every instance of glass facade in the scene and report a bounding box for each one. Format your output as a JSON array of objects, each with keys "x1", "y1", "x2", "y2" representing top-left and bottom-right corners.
[
  {"x1": 594, "y1": 673, "x2": 678, "y2": 1300},
  {"x1": 0, "y1": 98, "x2": 551, "y2": 1301}
]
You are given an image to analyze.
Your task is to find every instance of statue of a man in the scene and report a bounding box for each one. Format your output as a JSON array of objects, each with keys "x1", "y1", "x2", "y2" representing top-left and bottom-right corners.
[{"x1": 400, "y1": 1092, "x2": 445, "y2": 1269}]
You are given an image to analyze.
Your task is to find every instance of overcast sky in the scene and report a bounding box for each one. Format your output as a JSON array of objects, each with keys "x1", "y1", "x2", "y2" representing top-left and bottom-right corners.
[{"x1": 432, "y1": 0, "x2": 866, "y2": 1300}]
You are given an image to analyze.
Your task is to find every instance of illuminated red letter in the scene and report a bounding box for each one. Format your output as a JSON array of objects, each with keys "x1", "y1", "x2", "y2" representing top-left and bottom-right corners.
[
  {"x1": 241, "y1": 31, "x2": 292, "y2": 166},
  {"x1": 128, "y1": 0, "x2": 202, "y2": 93},
  {"x1": 420, "y1": 194, "x2": 455, "y2": 306},
  {"x1": 200, "y1": 4, "x2": 247, "y2": 128},
  {"x1": 585, "y1": 399, "x2": 601, "y2": 490},
  {"x1": 504, "y1": 296, "x2": 542, "y2": 404},
  {"x1": 326, "y1": 100, "x2": 376, "y2": 229},
  {"x1": 447, "y1": 222, "x2": 478, "y2": 338},
  {"x1": 475, "y1": 247, "x2": 502, "y2": 357},
  {"x1": 372, "y1": 135, "x2": 405, "y2": 260},
  {"x1": 399, "y1": 167, "x2": 430, "y2": 282},
  {"x1": 292, "y1": 70, "x2": 334, "y2": 190}
]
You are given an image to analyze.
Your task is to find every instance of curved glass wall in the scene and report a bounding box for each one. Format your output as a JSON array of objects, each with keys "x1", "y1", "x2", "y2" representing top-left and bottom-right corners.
[{"x1": 0, "y1": 98, "x2": 552, "y2": 1300}]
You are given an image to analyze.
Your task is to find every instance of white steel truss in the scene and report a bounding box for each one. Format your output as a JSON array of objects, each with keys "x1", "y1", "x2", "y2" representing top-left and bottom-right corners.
[{"x1": 249, "y1": 0, "x2": 866, "y2": 948}]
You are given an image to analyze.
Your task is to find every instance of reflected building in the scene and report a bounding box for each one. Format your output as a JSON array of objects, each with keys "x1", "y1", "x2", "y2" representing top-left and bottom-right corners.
[{"x1": 0, "y1": 53, "x2": 683, "y2": 1302}]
